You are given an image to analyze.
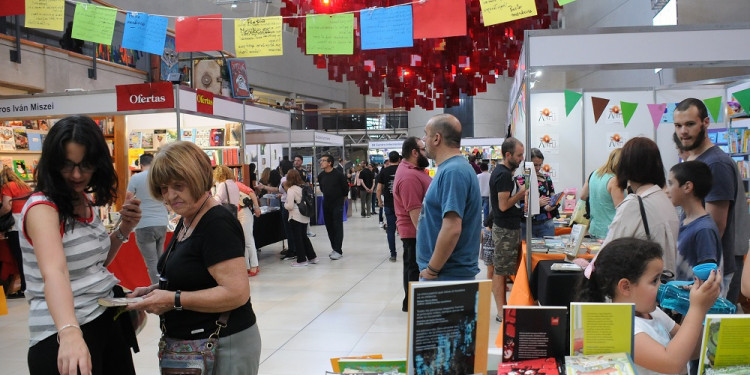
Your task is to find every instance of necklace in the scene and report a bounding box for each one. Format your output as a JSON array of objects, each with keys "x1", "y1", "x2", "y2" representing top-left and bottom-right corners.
[{"x1": 178, "y1": 194, "x2": 211, "y2": 242}]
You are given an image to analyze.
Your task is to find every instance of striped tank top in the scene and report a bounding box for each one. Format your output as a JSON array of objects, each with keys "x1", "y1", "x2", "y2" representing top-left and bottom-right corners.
[{"x1": 20, "y1": 193, "x2": 118, "y2": 346}]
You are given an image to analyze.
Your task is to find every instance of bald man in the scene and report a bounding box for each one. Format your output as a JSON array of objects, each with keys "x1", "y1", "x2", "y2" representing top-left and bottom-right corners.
[{"x1": 416, "y1": 114, "x2": 482, "y2": 281}]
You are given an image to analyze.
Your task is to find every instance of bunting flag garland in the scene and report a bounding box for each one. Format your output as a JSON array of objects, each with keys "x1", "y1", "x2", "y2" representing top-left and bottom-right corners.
[
  {"x1": 305, "y1": 13, "x2": 355, "y2": 55},
  {"x1": 620, "y1": 101, "x2": 638, "y2": 128},
  {"x1": 235, "y1": 16, "x2": 283, "y2": 57},
  {"x1": 122, "y1": 12, "x2": 168, "y2": 55},
  {"x1": 175, "y1": 14, "x2": 223, "y2": 52},
  {"x1": 592, "y1": 97, "x2": 610, "y2": 123},
  {"x1": 71, "y1": 3, "x2": 118, "y2": 45},
  {"x1": 0, "y1": 0, "x2": 25, "y2": 17},
  {"x1": 564, "y1": 89, "x2": 582, "y2": 116},
  {"x1": 558, "y1": 0, "x2": 577, "y2": 5},
  {"x1": 647, "y1": 103, "x2": 667, "y2": 130},
  {"x1": 732, "y1": 88, "x2": 750, "y2": 115},
  {"x1": 360, "y1": 5, "x2": 414, "y2": 50},
  {"x1": 412, "y1": 0, "x2": 466, "y2": 39},
  {"x1": 25, "y1": 0, "x2": 64, "y2": 31},
  {"x1": 479, "y1": 0, "x2": 538, "y2": 26},
  {"x1": 703, "y1": 96, "x2": 723, "y2": 123}
]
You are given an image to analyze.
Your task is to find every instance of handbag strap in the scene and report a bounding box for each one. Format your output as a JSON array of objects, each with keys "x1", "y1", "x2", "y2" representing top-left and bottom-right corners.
[
  {"x1": 636, "y1": 195, "x2": 651, "y2": 241},
  {"x1": 224, "y1": 182, "x2": 232, "y2": 205}
]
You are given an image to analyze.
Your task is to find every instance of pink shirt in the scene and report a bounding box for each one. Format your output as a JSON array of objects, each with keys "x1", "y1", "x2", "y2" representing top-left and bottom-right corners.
[{"x1": 393, "y1": 161, "x2": 431, "y2": 239}]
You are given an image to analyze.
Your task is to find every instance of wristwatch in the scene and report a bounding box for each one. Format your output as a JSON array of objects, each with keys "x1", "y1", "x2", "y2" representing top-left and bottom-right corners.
[
  {"x1": 174, "y1": 290, "x2": 183, "y2": 311},
  {"x1": 114, "y1": 227, "x2": 129, "y2": 243}
]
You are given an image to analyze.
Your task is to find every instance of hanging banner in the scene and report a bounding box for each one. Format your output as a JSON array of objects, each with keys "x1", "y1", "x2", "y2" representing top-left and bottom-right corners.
[
  {"x1": 564, "y1": 90, "x2": 583, "y2": 116},
  {"x1": 175, "y1": 14, "x2": 223, "y2": 52},
  {"x1": 235, "y1": 16, "x2": 283, "y2": 57},
  {"x1": 732, "y1": 88, "x2": 750, "y2": 115},
  {"x1": 412, "y1": 0, "x2": 466, "y2": 39},
  {"x1": 0, "y1": 0, "x2": 24, "y2": 16},
  {"x1": 360, "y1": 5, "x2": 413, "y2": 50},
  {"x1": 647, "y1": 103, "x2": 667, "y2": 130},
  {"x1": 116, "y1": 82, "x2": 174, "y2": 112},
  {"x1": 479, "y1": 0, "x2": 537, "y2": 27},
  {"x1": 591, "y1": 97, "x2": 610, "y2": 123},
  {"x1": 305, "y1": 13, "x2": 354, "y2": 55},
  {"x1": 71, "y1": 3, "x2": 118, "y2": 45},
  {"x1": 25, "y1": 0, "x2": 64, "y2": 31},
  {"x1": 703, "y1": 96, "x2": 723, "y2": 123},
  {"x1": 620, "y1": 101, "x2": 638, "y2": 128},
  {"x1": 558, "y1": 0, "x2": 577, "y2": 5},
  {"x1": 122, "y1": 12, "x2": 169, "y2": 55}
]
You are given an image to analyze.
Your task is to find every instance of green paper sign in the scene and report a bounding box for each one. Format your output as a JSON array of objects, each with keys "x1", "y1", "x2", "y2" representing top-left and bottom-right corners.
[
  {"x1": 621, "y1": 101, "x2": 638, "y2": 128},
  {"x1": 733, "y1": 88, "x2": 750, "y2": 116},
  {"x1": 306, "y1": 14, "x2": 354, "y2": 55},
  {"x1": 71, "y1": 3, "x2": 117, "y2": 45},
  {"x1": 703, "y1": 96, "x2": 723, "y2": 122},
  {"x1": 564, "y1": 90, "x2": 583, "y2": 116},
  {"x1": 558, "y1": 0, "x2": 577, "y2": 5}
]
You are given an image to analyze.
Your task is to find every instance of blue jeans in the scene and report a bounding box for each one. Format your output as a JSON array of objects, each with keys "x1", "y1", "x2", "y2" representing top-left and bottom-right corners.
[
  {"x1": 520, "y1": 219, "x2": 555, "y2": 238},
  {"x1": 481, "y1": 196, "x2": 489, "y2": 222},
  {"x1": 384, "y1": 206, "x2": 397, "y2": 256}
]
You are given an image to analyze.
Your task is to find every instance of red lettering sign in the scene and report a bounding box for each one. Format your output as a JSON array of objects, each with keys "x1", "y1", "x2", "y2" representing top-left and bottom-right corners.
[
  {"x1": 196, "y1": 89, "x2": 213, "y2": 115},
  {"x1": 116, "y1": 82, "x2": 174, "y2": 111}
]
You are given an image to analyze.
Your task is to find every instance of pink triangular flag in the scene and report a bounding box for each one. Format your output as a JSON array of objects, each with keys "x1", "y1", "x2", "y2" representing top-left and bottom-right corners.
[{"x1": 647, "y1": 103, "x2": 667, "y2": 130}]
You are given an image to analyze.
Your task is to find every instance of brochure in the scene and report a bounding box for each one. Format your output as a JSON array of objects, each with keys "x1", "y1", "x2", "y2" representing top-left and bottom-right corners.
[
  {"x1": 564, "y1": 352, "x2": 636, "y2": 375},
  {"x1": 569, "y1": 303, "x2": 634, "y2": 356},
  {"x1": 502, "y1": 305, "x2": 567, "y2": 362}
]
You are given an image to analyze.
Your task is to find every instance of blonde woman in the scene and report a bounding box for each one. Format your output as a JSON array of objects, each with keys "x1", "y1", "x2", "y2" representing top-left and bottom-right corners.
[
  {"x1": 214, "y1": 165, "x2": 240, "y2": 218},
  {"x1": 580, "y1": 148, "x2": 624, "y2": 239}
]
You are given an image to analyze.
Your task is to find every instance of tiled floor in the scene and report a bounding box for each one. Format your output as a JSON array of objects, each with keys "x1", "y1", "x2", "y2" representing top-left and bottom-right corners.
[{"x1": 0, "y1": 213, "x2": 502, "y2": 374}]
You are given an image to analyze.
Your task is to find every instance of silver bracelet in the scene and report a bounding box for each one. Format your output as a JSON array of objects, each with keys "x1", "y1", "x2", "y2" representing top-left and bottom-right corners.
[{"x1": 56, "y1": 323, "x2": 82, "y2": 343}]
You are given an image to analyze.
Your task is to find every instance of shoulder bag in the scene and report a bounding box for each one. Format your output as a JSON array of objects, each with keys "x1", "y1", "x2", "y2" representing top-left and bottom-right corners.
[{"x1": 220, "y1": 183, "x2": 238, "y2": 219}]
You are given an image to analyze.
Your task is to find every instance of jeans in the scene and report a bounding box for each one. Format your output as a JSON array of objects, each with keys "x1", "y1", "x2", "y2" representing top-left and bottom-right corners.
[
  {"x1": 520, "y1": 219, "x2": 555, "y2": 238},
  {"x1": 481, "y1": 196, "x2": 489, "y2": 222},
  {"x1": 402, "y1": 238, "x2": 419, "y2": 310},
  {"x1": 323, "y1": 200, "x2": 344, "y2": 254},
  {"x1": 290, "y1": 219, "x2": 316, "y2": 262},
  {"x1": 384, "y1": 206, "x2": 397, "y2": 256},
  {"x1": 281, "y1": 207, "x2": 296, "y2": 256},
  {"x1": 360, "y1": 191, "x2": 372, "y2": 216},
  {"x1": 134, "y1": 226, "x2": 167, "y2": 284},
  {"x1": 372, "y1": 193, "x2": 378, "y2": 214}
]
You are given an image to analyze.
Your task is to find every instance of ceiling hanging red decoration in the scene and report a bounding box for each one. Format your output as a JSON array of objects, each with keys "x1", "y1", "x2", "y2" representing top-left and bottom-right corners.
[{"x1": 280, "y1": 0, "x2": 559, "y2": 110}]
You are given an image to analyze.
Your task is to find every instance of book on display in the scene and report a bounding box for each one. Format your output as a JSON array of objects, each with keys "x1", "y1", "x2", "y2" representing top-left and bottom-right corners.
[{"x1": 698, "y1": 314, "x2": 750, "y2": 375}]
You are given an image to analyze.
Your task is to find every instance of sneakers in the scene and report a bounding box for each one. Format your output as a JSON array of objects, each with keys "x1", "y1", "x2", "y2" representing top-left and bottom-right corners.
[
  {"x1": 307, "y1": 232, "x2": 316, "y2": 237},
  {"x1": 281, "y1": 254, "x2": 296, "y2": 260},
  {"x1": 329, "y1": 251, "x2": 343, "y2": 260},
  {"x1": 496, "y1": 315, "x2": 503, "y2": 323},
  {"x1": 389, "y1": 255, "x2": 397, "y2": 262},
  {"x1": 379, "y1": 222, "x2": 384, "y2": 228},
  {"x1": 291, "y1": 261, "x2": 309, "y2": 267},
  {"x1": 308, "y1": 257, "x2": 319, "y2": 264}
]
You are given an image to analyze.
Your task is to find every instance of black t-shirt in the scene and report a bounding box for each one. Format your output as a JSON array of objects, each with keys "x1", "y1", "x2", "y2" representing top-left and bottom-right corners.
[
  {"x1": 376, "y1": 165, "x2": 398, "y2": 208},
  {"x1": 296, "y1": 167, "x2": 309, "y2": 183},
  {"x1": 359, "y1": 168, "x2": 375, "y2": 189},
  {"x1": 318, "y1": 168, "x2": 349, "y2": 204},
  {"x1": 157, "y1": 206, "x2": 255, "y2": 339},
  {"x1": 490, "y1": 164, "x2": 522, "y2": 229},
  {"x1": 269, "y1": 169, "x2": 282, "y2": 188}
]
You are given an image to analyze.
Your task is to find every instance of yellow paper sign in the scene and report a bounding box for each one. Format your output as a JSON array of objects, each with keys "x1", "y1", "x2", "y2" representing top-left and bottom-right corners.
[
  {"x1": 25, "y1": 0, "x2": 65, "y2": 31},
  {"x1": 235, "y1": 16, "x2": 283, "y2": 57},
  {"x1": 305, "y1": 14, "x2": 354, "y2": 55},
  {"x1": 0, "y1": 286, "x2": 8, "y2": 316},
  {"x1": 479, "y1": 0, "x2": 537, "y2": 26}
]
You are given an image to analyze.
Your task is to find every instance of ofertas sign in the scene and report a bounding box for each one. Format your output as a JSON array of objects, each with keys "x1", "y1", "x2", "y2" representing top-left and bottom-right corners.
[
  {"x1": 116, "y1": 82, "x2": 174, "y2": 111},
  {"x1": 196, "y1": 89, "x2": 214, "y2": 115}
]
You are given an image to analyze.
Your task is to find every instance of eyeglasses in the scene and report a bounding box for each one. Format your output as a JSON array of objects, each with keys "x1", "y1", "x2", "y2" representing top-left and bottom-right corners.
[{"x1": 61, "y1": 160, "x2": 95, "y2": 174}]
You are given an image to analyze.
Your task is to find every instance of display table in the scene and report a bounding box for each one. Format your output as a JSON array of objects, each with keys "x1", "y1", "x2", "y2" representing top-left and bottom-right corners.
[
  {"x1": 531, "y1": 260, "x2": 584, "y2": 306},
  {"x1": 314, "y1": 196, "x2": 349, "y2": 226},
  {"x1": 253, "y1": 209, "x2": 285, "y2": 248}
]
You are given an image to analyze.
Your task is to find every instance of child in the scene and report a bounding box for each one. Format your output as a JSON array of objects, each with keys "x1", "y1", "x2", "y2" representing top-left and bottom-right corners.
[
  {"x1": 667, "y1": 161, "x2": 723, "y2": 282},
  {"x1": 577, "y1": 237, "x2": 721, "y2": 375}
]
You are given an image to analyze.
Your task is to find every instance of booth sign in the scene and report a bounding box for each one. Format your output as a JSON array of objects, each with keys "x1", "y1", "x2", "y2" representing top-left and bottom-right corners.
[
  {"x1": 116, "y1": 82, "x2": 174, "y2": 111},
  {"x1": 196, "y1": 89, "x2": 214, "y2": 115}
]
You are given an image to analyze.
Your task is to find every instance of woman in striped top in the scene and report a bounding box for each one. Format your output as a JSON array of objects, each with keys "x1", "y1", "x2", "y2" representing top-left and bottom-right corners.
[{"x1": 21, "y1": 116, "x2": 142, "y2": 375}]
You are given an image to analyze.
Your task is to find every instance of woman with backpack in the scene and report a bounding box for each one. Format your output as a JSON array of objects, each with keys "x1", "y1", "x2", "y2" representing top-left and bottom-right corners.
[{"x1": 283, "y1": 169, "x2": 317, "y2": 267}]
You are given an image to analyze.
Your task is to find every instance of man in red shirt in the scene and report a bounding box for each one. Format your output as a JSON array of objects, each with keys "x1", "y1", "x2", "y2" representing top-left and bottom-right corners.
[{"x1": 393, "y1": 136, "x2": 432, "y2": 312}]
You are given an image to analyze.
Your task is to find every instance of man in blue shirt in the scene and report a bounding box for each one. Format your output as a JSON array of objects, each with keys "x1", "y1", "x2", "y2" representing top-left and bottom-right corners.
[{"x1": 416, "y1": 114, "x2": 482, "y2": 281}]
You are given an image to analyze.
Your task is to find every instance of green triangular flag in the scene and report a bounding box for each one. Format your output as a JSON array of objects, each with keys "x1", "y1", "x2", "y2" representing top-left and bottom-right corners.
[
  {"x1": 564, "y1": 90, "x2": 583, "y2": 116},
  {"x1": 703, "y1": 96, "x2": 722, "y2": 122},
  {"x1": 621, "y1": 101, "x2": 638, "y2": 128},
  {"x1": 733, "y1": 88, "x2": 750, "y2": 115}
]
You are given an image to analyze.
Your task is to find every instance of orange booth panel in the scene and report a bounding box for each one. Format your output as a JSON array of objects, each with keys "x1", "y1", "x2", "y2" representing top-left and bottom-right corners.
[{"x1": 107, "y1": 232, "x2": 173, "y2": 291}]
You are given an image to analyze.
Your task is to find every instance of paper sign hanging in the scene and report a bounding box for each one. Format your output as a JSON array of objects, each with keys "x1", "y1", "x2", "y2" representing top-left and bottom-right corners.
[
  {"x1": 235, "y1": 16, "x2": 283, "y2": 57},
  {"x1": 703, "y1": 96, "x2": 723, "y2": 123},
  {"x1": 122, "y1": 12, "x2": 168, "y2": 55},
  {"x1": 564, "y1": 90, "x2": 582, "y2": 116},
  {"x1": 479, "y1": 0, "x2": 537, "y2": 26},
  {"x1": 360, "y1": 5, "x2": 413, "y2": 50},
  {"x1": 620, "y1": 101, "x2": 638, "y2": 128},
  {"x1": 647, "y1": 103, "x2": 667, "y2": 130},
  {"x1": 732, "y1": 88, "x2": 750, "y2": 115},
  {"x1": 175, "y1": 14, "x2": 223, "y2": 52},
  {"x1": 413, "y1": 0, "x2": 466, "y2": 39},
  {"x1": 25, "y1": 0, "x2": 64, "y2": 31},
  {"x1": 558, "y1": 0, "x2": 577, "y2": 5},
  {"x1": 306, "y1": 14, "x2": 354, "y2": 55},
  {"x1": 71, "y1": 3, "x2": 118, "y2": 45},
  {"x1": 0, "y1": 0, "x2": 24, "y2": 16},
  {"x1": 591, "y1": 97, "x2": 610, "y2": 123}
]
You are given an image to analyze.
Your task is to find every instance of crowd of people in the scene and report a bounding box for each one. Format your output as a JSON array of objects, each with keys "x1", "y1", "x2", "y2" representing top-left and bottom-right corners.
[{"x1": 3, "y1": 96, "x2": 749, "y2": 375}]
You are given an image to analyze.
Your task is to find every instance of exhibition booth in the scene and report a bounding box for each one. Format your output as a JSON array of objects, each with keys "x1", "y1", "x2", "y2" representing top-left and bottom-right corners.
[{"x1": 460, "y1": 137, "x2": 505, "y2": 161}]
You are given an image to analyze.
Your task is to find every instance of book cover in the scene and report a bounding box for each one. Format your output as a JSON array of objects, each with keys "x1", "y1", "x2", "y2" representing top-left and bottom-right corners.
[
  {"x1": 698, "y1": 314, "x2": 750, "y2": 375},
  {"x1": 37, "y1": 119, "x2": 50, "y2": 131},
  {"x1": 153, "y1": 129, "x2": 168, "y2": 150},
  {"x1": 227, "y1": 59, "x2": 251, "y2": 99},
  {"x1": 165, "y1": 130, "x2": 178, "y2": 143},
  {"x1": 195, "y1": 129, "x2": 211, "y2": 147},
  {"x1": 98, "y1": 297, "x2": 144, "y2": 307},
  {"x1": 336, "y1": 358, "x2": 406, "y2": 374},
  {"x1": 140, "y1": 130, "x2": 154, "y2": 150},
  {"x1": 564, "y1": 352, "x2": 636, "y2": 375},
  {"x1": 210, "y1": 128, "x2": 225, "y2": 146},
  {"x1": 407, "y1": 280, "x2": 491, "y2": 375},
  {"x1": 181, "y1": 128, "x2": 196, "y2": 144},
  {"x1": 13, "y1": 160, "x2": 29, "y2": 180},
  {"x1": 13, "y1": 128, "x2": 28, "y2": 150},
  {"x1": 28, "y1": 133, "x2": 43, "y2": 151},
  {"x1": 498, "y1": 357, "x2": 560, "y2": 375},
  {"x1": 226, "y1": 122, "x2": 241, "y2": 146},
  {"x1": 502, "y1": 306, "x2": 567, "y2": 362},
  {"x1": 569, "y1": 303, "x2": 635, "y2": 356},
  {"x1": 330, "y1": 355, "x2": 384, "y2": 373},
  {"x1": 22, "y1": 120, "x2": 37, "y2": 130},
  {"x1": 128, "y1": 131, "x2": 142, "y2": 149}
]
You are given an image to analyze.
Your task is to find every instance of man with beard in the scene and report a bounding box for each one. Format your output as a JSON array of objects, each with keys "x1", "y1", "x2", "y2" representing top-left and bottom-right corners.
[
  {"x1": 489, "y1": 137, "x2": 527, "y2": 322},
  {"x1": 416, "y1": 114, "x2": 482, "y2": 282},
  {"x1": 674, "y1": 98, "x2": 747, "y2": 300},
  {"x1": 393, "y1": 139, "x2": 431, "y2": 311}
]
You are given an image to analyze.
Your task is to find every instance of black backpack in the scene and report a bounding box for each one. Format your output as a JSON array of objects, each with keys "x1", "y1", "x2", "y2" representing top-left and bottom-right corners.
[{"x1": 298, "y1": 185, "x2": 315, "y2": 217}]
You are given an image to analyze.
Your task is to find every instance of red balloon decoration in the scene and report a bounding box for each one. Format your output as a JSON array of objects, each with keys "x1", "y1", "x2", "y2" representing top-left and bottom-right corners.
[{"x1": 280, "y1": 0, "x2": 559, "y2": 110}]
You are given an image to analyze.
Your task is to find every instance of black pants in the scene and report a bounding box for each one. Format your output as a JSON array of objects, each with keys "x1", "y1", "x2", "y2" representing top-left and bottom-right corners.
[
  {"x1": 323, "y1": 201, "x2": 344, "y2": 254},
  {"x1": 726, "y1": 255, "x2": 745, "y2": 304},
  {"x1": 8, "y1": 230, "x2": 24, "y2": 291},
  {"x1": 290, "y1": 219, "x2": 317, "y2": 262},
  {"x1": 281, "y1": 208, "x2": 296, "y2": 256},
  {"x1": 402, "y1": 238, "x2": 419, "y2": 310},
  {"x1": 28, "y1": 307, "x2": 135, "y2": 375}
]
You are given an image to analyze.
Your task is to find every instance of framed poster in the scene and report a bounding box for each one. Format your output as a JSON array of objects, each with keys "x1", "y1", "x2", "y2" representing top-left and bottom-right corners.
[{"x1": 228, "y1": 59, "x2": 251, "y2": 99}]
